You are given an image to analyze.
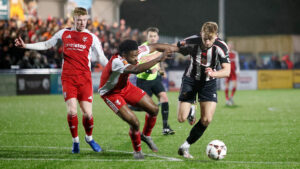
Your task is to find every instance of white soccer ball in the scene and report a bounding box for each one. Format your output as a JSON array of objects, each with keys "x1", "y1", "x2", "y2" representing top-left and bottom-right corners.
[{"x1": 206, "y1": 140, "x2": 227, "y2": 160}]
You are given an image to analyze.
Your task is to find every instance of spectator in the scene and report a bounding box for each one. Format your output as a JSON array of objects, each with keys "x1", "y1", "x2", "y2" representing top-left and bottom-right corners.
[{"x1": 281, "y1": 55, "x2": 293, "y2": 69}]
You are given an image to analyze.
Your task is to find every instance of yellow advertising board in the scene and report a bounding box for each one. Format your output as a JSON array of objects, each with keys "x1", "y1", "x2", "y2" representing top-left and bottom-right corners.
[
  {"x1": 293, "y1": 70, "x2": 300, "y2": 83},
  {"x1": 258, "y1": 70, "x2": 293, "y2": 89}
]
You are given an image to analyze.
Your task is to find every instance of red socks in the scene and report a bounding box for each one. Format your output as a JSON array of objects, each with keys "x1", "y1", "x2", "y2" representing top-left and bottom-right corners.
[
  {"x1": 129, "y1": 129, "x2": 141, "y2": 152},
  {"x1": 231, "y1": 87, "x2": 236, "y2": 98},
  {"x1": 142, "y1": 114, "x2": 157, "y2": 136},
  {"x1": 225, "y1": 88, "x2": 229, "y2": 100},
  {"x1": 67, "y1": 114, "x2": 78, "y2": 138},
  {"x1": 83, "y1": 115, "x2": 94, "y2": 136}
]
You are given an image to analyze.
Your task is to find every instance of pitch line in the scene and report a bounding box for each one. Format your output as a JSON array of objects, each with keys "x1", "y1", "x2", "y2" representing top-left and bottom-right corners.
[
  {"x1": 1, "y1": 146, "x2": 299, "y2": 165},
  {"x1": 0, "y1": 145, "x2": 182, "y2": 162}
]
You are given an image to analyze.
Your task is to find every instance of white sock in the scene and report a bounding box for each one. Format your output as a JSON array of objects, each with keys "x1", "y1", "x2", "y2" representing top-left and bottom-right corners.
[
  {"x1": 181, "y1": 141, "x2": 190, "y2": 149},
  {"x1": 85, "y1": 135, "x2": 93, "y2": 142},
  {"x1": 73, "y1": 136, "x2": 79, "y2": 143}
]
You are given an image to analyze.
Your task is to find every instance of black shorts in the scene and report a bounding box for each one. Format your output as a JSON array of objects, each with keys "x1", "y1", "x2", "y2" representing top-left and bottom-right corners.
[
  {"x1": 178, "y1": 76, "x2": 218, "y2": 103},
  {"x1": 136, "y1": 76, "x2": 165, "y2": 97}
]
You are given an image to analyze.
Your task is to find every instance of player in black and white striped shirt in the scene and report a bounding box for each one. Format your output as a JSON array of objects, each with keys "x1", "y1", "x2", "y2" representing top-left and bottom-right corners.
[{"x1": 176, "y1": 22, "x2": 231, "y2": 159}]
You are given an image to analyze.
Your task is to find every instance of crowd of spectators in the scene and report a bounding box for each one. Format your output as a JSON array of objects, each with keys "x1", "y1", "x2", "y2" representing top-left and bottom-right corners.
[
  {"x1": 0, "y1": 16, "x2": 145, "y2": 70},
  {"x1": 1, "y1": 17, "x2": 300, "y2": 71}
]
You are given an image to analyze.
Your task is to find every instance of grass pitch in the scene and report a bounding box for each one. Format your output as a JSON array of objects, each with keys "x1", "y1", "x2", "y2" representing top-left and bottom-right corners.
[{"x1": 0, "y1": 89, "x2": 299, "y2": 169}]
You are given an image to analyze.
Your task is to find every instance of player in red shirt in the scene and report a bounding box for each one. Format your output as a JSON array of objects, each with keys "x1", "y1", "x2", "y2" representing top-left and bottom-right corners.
[
  {"x1": 15, "y1": 7, "x2": 108, "y2": 153},
  {"x1": 225, "y1": 41, "x2": 240, "y2": 106},
  {"x1": 98, "y1": 40, "x2": 177, "y2": 159}
]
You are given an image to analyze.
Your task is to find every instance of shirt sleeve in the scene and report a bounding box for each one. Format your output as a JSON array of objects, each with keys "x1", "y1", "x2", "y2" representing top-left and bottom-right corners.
[
  {"x1": 137, "y1": 45, "x2": 150, "y2": 60},
  {"x1": 25, "y1": 29, "x2": 65, "y2": 50},
  {"x1": 112, "y1": 58, "x2": 131, "y2": 73},
  {"x1": 216, "y1": 42, "x2": 230, "y2": 64},
  {"x1": 92, "y1": 34, "x2": 108, "y2": 66}
]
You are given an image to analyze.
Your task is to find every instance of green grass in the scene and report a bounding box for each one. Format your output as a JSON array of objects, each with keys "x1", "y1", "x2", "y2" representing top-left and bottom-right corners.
[{"x1": 0, "y1": 89, "x2": 300, "y2": 169}]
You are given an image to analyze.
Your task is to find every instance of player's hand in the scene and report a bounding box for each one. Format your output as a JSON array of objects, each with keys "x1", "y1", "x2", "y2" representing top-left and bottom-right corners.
[
  {"x1": 14, "y1": 36, "x2": 25, "y2": 48},
  {"x1": 205, "y1": 67, "x2": 215, "y2": 78}
]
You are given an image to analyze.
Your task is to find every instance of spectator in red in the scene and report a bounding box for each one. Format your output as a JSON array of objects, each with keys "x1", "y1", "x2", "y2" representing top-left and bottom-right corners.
[{"x1": 281, "y1": 55, "x2": 293, "y2": 69}]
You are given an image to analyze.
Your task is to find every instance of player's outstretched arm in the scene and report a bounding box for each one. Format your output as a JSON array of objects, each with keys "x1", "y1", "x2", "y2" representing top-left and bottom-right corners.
[
  {"x1": 124, "y1": 51, "x2": 169, "y2": 74},
  {"x1": 15, "y1": 29, "x2": 64, "y2": 50},
  {"x1": 148, "y1": 43, "x2": 179, "y2": 54}
]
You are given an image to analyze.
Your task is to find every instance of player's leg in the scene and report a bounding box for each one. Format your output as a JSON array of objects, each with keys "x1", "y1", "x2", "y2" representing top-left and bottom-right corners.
[
  {"x1": 230, "y1": 78, "x2": 237, "y2": 105},
  {"x1": 62, "y1": 77, "x2": 80, "y2": 153},
  {"x1": 225, "y1": 78, "x2": 231, "y2": 105},
  {"x1": 117, "y1": 104, "x2": 144, "y2": 158},
  {"x1": 154, "y1": 76, "x2": 175, "y2": 135},
  {"x1": 66, "y1": 98, "x2": 80, "y2": 153},
  {"x1": 135, "y1": 94, "x2": 159, "y2": 152},
  {"x1": 177, "y1": 76, "x2": 196, "y2": 124},
  {"x1": 177, "y1": 101, "x2": 192, "y2": 122},
  {"x1": 178, "y1": 79, "x2": 217, "y2": 159},
  {"x1": 78, "y1": 76, "x2": 101, "y2": 152},
  {"x1": 79, "y1": 101, "x2": 102, "y2": 152},
  {"x1": 102, "y1": 93, "x2": 144, "y2": 159},
  {"x1": 178, "y1": 101, "x2": 216, "y2": 159}
]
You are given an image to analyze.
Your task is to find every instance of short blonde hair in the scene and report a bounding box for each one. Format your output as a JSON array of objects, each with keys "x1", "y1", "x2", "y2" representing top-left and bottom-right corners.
[
  {"x1": 201, "y1": 22, "x2": 218, "y2": 37},
  {"x1": 73, "y1": 7, "x2": 88, "y2": 16}
]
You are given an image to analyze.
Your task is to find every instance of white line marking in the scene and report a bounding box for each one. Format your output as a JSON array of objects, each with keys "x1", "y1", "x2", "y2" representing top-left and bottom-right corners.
[
  {"x1": 1, "y1": 146, "x2": 299, "y2": 165},
  {"x1": 0, "y1": 145, "x2": 182, "y2": 162}
]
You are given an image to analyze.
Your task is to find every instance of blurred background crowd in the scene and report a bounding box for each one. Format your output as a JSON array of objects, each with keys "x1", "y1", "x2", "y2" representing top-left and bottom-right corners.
[
  {"x1": 1, "y1": 17, "x2": 299, "y2": 71},
  {"x1": 1, "y1": 0, "x2": 300, "y2": 71}
]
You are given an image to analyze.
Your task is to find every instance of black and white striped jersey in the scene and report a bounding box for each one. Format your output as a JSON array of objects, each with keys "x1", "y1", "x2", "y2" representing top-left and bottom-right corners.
[{"x1": 177, "y1": 34, "x2": 230, "y2": 81}]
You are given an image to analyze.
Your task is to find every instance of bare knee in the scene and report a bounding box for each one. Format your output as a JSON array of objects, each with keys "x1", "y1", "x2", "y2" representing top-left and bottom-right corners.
[
  {"x1": 148, "y1": 104, "x2": 159, "y2": 116},
  {"x1": 67, "y1": 106, "x2": 77, "y2": 115},
  {"x1": 130, "y1": 119, "x2": 140, "y2": 131},
  {"x1": 159, "y1": 92, "x2": 168, "y2": 103},
  {"x1": 201, "y1": 118, "x2": 212, "y2": 126},
  {"x1": 177, "y1": 112, "x2": 187, "y2": 123}
]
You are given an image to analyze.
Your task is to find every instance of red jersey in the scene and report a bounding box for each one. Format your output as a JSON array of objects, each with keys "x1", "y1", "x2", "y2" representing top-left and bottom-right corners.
[
  {"x1": 98, "y1": 45, "x2": 150, "y2": 96},
  {"x1": 25, "y1": 28, "x2": 108, "y2": 77}
]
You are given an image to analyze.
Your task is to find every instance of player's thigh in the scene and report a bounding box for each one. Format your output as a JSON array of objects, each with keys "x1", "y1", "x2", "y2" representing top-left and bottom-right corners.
[
  {"x1": 78, "y1": 76, "x2": 93, "y2": 103},
  {"x1": 178, "y1": 76, "x2": 197, "y2": 103},
  {"x1": 79, "y1": 101, "x2": 92, "y2": 116},
  {"x1": 124, "y1": 83, "x2": 147, "y2": 107},
  {"x1": 136, "y1": 94, "x2": 158, "y2": 116},
  {"x1": 136, "y1": 78, "x2": 153, "y2": 97},
  {"x1": 118, "y1": 104, "x2": 140, "y2": 129},
  {"x1": 199, "y1": 101, "x2": 217, "y2": 125},
  {"x1": 66, "y1": 98, "x2": 78, "y2": 114},
  {"x1": 62, "y1": 78, "x2": 78, "y2": 102},
  {"x1": 177, "y1": 101, "x2": 192, "y2": 122}
]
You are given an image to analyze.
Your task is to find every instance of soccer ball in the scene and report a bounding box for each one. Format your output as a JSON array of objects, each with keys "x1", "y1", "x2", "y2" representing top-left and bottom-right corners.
[{"x1": 206, "y1": 140, "x2": 227, "y2": 160}]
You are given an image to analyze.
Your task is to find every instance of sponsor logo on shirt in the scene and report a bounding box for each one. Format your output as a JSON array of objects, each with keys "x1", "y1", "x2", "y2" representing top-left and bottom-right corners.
[
  {"x1": 65, "y1": 43, "x2": 86, "y2": 51},
  {"x1": 66, "y1": 34, "x2": 71, "y2": 38}
]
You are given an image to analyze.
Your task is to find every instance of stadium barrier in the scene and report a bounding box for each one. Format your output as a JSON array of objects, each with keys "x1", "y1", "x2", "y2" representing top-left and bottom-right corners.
[
  {"x1": 258, "y1": 70, "x2": 293, "y2": 89},
  {"x1": 0, "y1": 69, "x2": 300, "y2": 96}
]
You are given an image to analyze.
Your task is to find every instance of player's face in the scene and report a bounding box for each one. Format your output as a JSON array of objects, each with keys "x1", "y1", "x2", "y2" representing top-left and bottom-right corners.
[
  {"x1": 74, "y1": 15, "x2": 88, "y2": 32},
  {"x1": 125, "y1": 50, "x2": 139, "y2": 65},
  {"x1": 147, "y1": 31, "x2": 159, "y2": 44},
  {"x1": 201, "y1": 32, "x2": 217, "y2": 49}
]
